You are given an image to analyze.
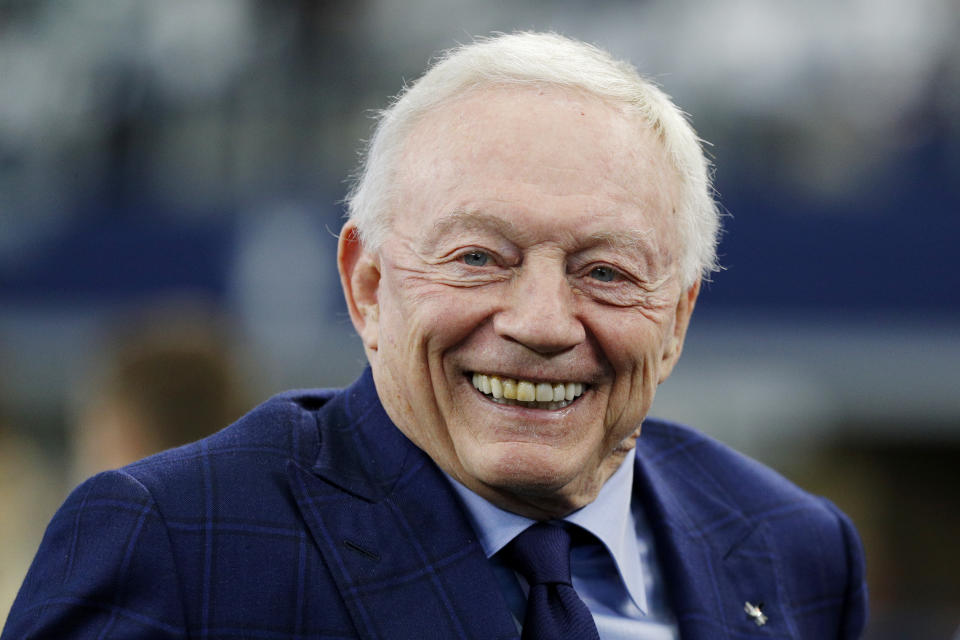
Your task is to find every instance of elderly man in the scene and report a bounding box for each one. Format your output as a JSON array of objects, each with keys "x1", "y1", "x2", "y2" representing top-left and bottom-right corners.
[{"x1": 4, "y1": 33, "x2": 866, "y2": 639}]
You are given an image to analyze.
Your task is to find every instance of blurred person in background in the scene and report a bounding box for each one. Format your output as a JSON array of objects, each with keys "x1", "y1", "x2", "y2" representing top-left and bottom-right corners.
[
  {"x1": 70, "y1": 299, "x2": 249, "y2": 483},
  {"x1": 2, "y1": 33, "x2": 867, "y2": 639}
]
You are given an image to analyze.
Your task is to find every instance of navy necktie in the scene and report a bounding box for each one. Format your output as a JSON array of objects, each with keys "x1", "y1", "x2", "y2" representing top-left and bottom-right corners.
[{"x1": 506, "y1": 522, "x2": 601, "y2": 640}]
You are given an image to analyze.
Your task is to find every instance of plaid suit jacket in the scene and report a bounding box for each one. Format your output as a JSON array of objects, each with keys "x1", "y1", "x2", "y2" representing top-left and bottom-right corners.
[{"x1": 3, "y1": 368, "x2": 866, "y2": 639}]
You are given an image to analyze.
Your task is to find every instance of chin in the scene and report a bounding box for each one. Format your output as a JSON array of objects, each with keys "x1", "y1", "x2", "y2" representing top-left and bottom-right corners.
[{"x1": 469, "y1": 442, "x2": 590, "y2": 496}]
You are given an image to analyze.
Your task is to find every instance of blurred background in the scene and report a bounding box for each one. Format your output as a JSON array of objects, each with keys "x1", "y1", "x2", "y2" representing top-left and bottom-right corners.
[{"x1": 1, "y1": 0, "x2": 957, "y2": 636}]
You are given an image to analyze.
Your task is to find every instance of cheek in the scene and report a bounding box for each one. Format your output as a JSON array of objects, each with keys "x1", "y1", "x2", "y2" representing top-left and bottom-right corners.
[
  {"x1": 597, "y1": 314, "x2": 668, "y2": 371},
  {"x1": 405, "y1": 284, "x2": 499, "y2": 338},
  {"x1": 595, "y1": 318, "x2": 670, "y2": 418},
  {"x1": 379, "y1": 276, "x2": 500, "y2": 366}
]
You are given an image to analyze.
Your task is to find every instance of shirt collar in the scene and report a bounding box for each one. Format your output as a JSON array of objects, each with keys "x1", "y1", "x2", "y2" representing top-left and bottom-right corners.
[{"x1": 445, "y1": 451, "x2": 647, "y2": 613}]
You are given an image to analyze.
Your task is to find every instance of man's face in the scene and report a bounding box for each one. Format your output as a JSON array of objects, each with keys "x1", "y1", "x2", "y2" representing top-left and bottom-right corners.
[{"x1": 340, "y1": 85, "x2": 698, "y2": 518}]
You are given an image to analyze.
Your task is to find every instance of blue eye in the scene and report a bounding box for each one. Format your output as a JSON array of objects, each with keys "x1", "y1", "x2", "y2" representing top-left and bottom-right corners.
[
  {"x1": 589, "y1": 265, "x2": 617, "y2": 282},
  {"x1": 462, "y1": 251, "x2": 489, "y2": 267}
]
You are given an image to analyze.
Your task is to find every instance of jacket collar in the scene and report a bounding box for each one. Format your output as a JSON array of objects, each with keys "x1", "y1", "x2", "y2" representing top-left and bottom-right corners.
[{"x1": 307, "y1": 367, "x2": 414, "y2": 501}]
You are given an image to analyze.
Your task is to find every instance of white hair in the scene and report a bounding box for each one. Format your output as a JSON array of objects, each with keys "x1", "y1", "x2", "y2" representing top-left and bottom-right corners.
[{"x1": 346, "y1": 31, "x2": 721, "y2": 286}]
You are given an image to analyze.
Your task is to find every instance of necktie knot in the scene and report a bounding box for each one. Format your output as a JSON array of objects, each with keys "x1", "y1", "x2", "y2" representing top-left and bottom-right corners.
[{"x1": 508, "y1": 522, "x2": 573, "y2": 586}]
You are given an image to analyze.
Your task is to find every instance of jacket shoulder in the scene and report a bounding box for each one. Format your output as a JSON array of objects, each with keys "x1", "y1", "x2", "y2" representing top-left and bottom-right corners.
[
  {"x1": 2, "y1": 387, "x2": 359, "y2": 640},
  {"x1": 639, "y1": 417, "x2": 830, "y2": 515}
]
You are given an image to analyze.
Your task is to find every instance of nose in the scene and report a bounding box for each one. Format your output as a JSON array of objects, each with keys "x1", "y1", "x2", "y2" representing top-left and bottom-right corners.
[{"x1": 492, "y1": 257, "x2": 586, "y2": 355}]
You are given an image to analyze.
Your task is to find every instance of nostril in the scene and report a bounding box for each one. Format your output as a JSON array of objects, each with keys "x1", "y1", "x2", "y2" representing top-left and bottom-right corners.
[
  {"x1": 492, "y1": 316, "x2": 586, "y2": 355},
  {"x1": 492, "y1": 307, "x2": 584, "y2": 354}
]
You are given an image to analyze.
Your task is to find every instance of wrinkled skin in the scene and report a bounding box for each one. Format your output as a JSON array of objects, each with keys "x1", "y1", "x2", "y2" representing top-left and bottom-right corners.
[{"x1": 339, "y1": 85, "x2": 699, "y2": 519}]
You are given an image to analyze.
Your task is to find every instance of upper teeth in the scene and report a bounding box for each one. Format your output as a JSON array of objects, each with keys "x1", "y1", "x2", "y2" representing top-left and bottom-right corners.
[{"x1": 471, "y1": 373, "x2": 585, "y2": 404}]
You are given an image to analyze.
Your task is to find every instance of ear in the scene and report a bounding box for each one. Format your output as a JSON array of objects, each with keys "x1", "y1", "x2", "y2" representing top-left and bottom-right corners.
[
  {"x1": 337, "y1": 221, "x2": 380, "y2": 351},
  {"x1": 657, "y1": 278, "x2": 700, "y2": 384}
]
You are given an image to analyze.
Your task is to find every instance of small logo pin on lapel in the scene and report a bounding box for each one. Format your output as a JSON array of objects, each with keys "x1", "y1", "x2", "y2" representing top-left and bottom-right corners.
[{"x1": 744, "y1": 601, "x2": 768, "y2": 627}]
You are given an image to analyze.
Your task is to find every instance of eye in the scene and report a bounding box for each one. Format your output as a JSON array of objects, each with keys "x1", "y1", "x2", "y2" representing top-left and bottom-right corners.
[
  {"x1": 588, "y1": 265, "x2": 618, "y2": 282},
  {"x1": 461, "y1": 250, "x2": 490, "y2": 267}
]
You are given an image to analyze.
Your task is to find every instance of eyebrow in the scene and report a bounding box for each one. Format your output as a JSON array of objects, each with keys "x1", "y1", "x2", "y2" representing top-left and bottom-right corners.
[
  {"x1": 422, "y1": 209, "x2": 661, "y2": 258},
  {"x1": 421, "y1": 210, "x2": 521, "y2": 251},
  {"x1": 584, "y1": 229, "x2": 659, "y2": 256}
]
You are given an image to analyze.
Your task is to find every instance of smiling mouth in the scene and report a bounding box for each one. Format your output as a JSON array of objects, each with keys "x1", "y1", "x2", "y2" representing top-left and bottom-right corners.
[{"x1": 470, "y1": 372, "x2": 586, "y2": 410}]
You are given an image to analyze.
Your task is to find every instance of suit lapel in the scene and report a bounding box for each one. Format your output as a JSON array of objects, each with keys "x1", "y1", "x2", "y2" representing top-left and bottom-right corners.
[
  {"x1": 288, "y1": 370, "x2": 517, "y2": 640},
  {"x1": 634, "y1": 423, "x2": 798, "y2": 639}
]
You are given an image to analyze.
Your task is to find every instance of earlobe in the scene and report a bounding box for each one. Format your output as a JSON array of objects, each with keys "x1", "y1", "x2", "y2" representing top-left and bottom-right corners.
[
  {"x1": 658, "y1": 279, "x2": 700, "y2": 383},
  {"x1": 337, "y1": 222, "x2": 381, "y2": 351}
]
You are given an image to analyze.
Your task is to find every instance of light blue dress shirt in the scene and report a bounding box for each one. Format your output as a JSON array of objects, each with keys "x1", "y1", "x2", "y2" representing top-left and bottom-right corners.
[{"x1": 446, "y1": 451, "x2": 679, "y2": 640}]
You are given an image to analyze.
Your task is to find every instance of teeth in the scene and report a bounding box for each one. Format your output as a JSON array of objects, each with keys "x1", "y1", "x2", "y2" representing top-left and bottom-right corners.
[
  {"x1": 470, "y1": 373, "x2": 587, "y2": 408},
  {"x1": 516, "y1": 381, "x2": 535, "y2": 402},
  {"x1": 535, "y1": 383, "x2": 553, "y2": 402}
]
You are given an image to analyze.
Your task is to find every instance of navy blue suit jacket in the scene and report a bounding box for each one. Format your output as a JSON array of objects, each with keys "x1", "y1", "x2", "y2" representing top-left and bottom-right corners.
[{"x1": 4, "y1": 369, "x2": 866, "y2": 639}]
